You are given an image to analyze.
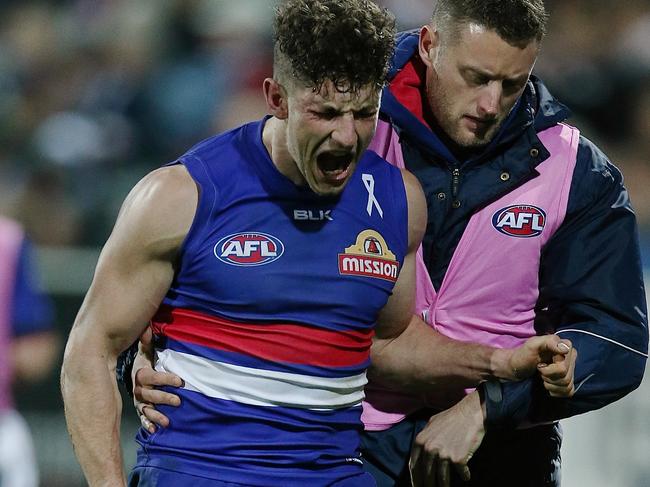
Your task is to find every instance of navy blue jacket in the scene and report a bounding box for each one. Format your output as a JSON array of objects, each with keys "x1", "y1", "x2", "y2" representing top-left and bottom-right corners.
[{"x1": 383, "y1": 31, "x2": 648, "y2": 428}]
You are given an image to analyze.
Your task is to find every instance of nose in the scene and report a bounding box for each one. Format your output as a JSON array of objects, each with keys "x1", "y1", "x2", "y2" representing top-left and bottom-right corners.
[
  {"x1": 477, "y1": 82, "x2": 501, "y2": 118},
  {"x1": 331, "y1": 114, "x2": 357, "y2": 150}
]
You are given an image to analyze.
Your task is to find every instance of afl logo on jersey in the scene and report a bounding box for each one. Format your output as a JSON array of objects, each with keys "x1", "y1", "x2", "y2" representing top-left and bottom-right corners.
[
  {"x1": 214, "y1": 232, "x2": 284, "y2": 266},
  {"x1": 492, "y1": 205, "x2": 546, "y2": 238}
]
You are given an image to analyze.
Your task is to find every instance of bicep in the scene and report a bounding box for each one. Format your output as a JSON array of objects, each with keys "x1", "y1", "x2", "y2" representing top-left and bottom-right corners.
[
  {"x1": 376, "y1": 169, "x2": 427, "y2": 340},
  {"x1": 375, "y1": 247, "x2": 418, "y2": 339},
  {"x1": 68, "y1": 166, "x2": 197, "y2": 359},
  {"x1": 71, "y1": 239, "x2": 174, "y2": 358}
]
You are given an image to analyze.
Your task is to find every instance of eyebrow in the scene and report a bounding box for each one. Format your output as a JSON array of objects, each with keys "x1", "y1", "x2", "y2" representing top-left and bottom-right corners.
[
  {"x1": 461, "y1": 66, "x2": 529, "y2": 85},
  {"x1": 315, "y1": 100, "x2": 378, "y2": 112}
]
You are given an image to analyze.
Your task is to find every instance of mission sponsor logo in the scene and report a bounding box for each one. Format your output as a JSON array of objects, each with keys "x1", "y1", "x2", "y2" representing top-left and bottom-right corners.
[
  {"x1": 338, "y1": 230, "x2": 399, "y2": 282},
  {"x1": 492, "y1": 205, "x2": 546, "y2": 238},
  {"x1": 214, "y1": 232, "x2": 284, "y2": 266}
]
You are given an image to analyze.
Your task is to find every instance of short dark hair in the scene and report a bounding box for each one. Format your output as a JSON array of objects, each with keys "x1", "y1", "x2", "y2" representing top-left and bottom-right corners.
[
  {"x1": 274, "y1": 0, "x2": 396, "y2": 93},
  {"x1": 433, "y1": 0, "x2": 548, "y2": 47}
]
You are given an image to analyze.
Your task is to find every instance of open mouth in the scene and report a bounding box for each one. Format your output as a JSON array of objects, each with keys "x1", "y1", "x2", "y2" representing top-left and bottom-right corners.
[{"x1": 316, "y1": 152, "x2": 354, "y2": 184}]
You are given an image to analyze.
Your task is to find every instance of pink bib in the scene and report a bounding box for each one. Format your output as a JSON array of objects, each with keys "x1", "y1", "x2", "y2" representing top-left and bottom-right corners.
[{"x1": 364, "y1": 121, "x2": 579, "y2": 430}]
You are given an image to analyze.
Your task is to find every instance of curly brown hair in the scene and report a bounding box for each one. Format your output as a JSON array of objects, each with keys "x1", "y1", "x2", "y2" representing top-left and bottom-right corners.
[{"x1": 273, "y1": 0, "x2": 396, "y2": 93}]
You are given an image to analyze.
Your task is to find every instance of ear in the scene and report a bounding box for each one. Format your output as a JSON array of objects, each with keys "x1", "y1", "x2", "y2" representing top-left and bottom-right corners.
[
  {"x1": 263, "y1": 78, "x2": 288, "y2": 120},
  {"x1": 418, "y1": 24, "x2": 440, "y2": 69}
]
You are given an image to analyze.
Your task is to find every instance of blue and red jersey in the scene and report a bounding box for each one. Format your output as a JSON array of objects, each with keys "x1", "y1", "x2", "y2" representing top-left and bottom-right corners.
[{"x1": 134, "y1": 118, "x2": 409, "y2": 486}]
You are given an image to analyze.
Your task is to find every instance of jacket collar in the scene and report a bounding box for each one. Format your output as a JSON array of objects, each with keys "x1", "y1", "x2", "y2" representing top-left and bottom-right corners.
[{"x1": 380, "y1": 30, "x2": 571, "y2": 167}]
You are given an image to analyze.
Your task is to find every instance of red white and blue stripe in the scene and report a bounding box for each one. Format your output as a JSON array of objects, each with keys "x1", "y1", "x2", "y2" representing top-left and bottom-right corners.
[
  {"x1": 136, "y1": 307, "x2": 375, "y2": 486},
  {"x1": 151, "y1": 307, "x2": 372, "y2": 408}
]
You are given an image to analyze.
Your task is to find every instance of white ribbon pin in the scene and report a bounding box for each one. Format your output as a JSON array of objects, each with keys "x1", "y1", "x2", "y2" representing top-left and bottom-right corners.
[{"x1": 362, "y1": 173, "x2": 383, "y2": 218}]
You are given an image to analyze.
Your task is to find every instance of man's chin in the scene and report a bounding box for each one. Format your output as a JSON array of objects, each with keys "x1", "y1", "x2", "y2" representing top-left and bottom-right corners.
[
  {"x1": 310, "y1": 179, "x2": 349, "y2": 197},
  {"x1": 312, "y1": 185, "x2": 347, "y2": 198},
  {"x1": 454, "y1": 130, "x2": 495, "y2": 150}
]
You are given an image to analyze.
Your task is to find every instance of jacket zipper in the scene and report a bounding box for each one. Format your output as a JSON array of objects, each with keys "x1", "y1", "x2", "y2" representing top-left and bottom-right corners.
[{"x1": 451, "y1": 167, "x2": 460, "y2": 199}]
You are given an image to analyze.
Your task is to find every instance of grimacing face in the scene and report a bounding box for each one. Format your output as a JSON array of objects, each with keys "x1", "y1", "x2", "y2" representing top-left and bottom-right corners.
[
  {"x1": 421, "y1": 23, "x2": 539, "y2": 149},
  {"x1": 284, "y1": 81, "x2": 381, "y2": 197}
]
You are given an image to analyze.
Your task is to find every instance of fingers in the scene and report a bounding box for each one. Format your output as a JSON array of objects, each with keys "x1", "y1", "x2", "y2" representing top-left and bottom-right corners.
[
  {"x1": 511, "y1": 335, "x2": 572, "y2": 381},
  {"x1": 438, "y1": 459, "x2": 450, "y2": 487},
  {"x1": 410, "y1": 438, "x2": 438, "y2": 487},
  {"x1": 425, "y1": 454, "x2": 436, "y2": 487},
  {"x1": 135, "y1": 367, "x2": 184, "y2": 388},
  {"x1": 557, "y1": 340, "x2": 572, "y2": 354},
  {"x1": 538, "y1": 348, "x2": 577, "y2": 380},
  {"x1": 409, "y1": 436, "x2": 468, "y2": 487},
  {"x1": 138, "y1": 405, "x2": 156, "y2": 433},
  {"x1": 453, "y1": 462, "x2": 471, "y2": 483},
  {"x1": 538, "y1": 347, "x2": 577, "y2": 397},
  {"x1": 134, "y1": 385, "x2": 181, "y2": 406},
  {"x1": 538, "y1": 336, "x2": 572, "y2": 358},
  {"x1": 132, "y1": 365, "x2": 183, "y2": 432},
  {"x1": 137, "y1": 403, "x2": 171, "y2": 432},
  {"x1": 139, "y1": 326, "x2": 153, "y2": 346},
  {"x1": 410, "y1": 446, "x2": 438, "y2": 487},
  {"x1": 133, "y1": 367, "x2": 182, "y2": 406},
  {"x1": 141, "y1": 404, "x2": 171, "y2": 429}
]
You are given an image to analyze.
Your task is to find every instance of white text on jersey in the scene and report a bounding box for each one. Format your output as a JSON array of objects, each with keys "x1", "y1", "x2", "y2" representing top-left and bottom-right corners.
[{"x1": 293, "y1": 210, "x2": 333, "y2": 221}]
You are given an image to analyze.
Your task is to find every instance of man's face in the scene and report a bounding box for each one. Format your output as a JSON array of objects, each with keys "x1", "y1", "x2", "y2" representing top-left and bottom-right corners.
[
  {"x1": 422, "y1": 23, "x2": 539, "y2": 149},
  {"x1": 284, "y1": 81, "x2": 380, "y2": 196}
]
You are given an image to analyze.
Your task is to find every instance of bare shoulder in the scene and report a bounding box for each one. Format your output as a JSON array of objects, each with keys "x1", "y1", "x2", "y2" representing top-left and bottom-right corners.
[
  {"x1": 110, "y1": 164, "x2": 198, "y2": 260},
  {"x1": 400, "y1": 168, "x2": 427, "y2": 252}
]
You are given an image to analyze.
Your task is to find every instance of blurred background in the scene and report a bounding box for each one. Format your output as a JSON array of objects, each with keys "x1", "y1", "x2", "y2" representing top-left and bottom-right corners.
[{"x1": 0, "y1": 0, "x2": 648, "y2": 485}]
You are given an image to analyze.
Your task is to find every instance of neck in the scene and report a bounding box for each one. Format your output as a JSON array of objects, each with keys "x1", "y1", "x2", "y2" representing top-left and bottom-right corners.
[
  {"x1": 421, "y1": 74, "x2": 484, "y2": 163},
  {"x1": 262, "y1": 117, "x2": 305, "y2": 185},
  {"x1": 425, "y1": 113, "x2": 484, "y2": 163}
]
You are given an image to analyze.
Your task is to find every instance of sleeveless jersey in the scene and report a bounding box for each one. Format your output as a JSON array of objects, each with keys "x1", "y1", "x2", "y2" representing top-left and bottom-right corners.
[{"x1": 135, "y1": 118, "x2": 409, "y2": 486}]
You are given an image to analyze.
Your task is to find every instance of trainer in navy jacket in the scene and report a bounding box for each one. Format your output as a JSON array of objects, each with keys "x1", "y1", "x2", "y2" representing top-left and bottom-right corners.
[{"x1": 360, "y1": 29, "x2": 648, "y2": 487}]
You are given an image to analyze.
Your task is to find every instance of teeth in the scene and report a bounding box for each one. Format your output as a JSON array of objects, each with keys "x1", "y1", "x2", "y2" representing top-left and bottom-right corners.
[{"x1": 318, "y1": 153, "x2": 352, "y2": 172}]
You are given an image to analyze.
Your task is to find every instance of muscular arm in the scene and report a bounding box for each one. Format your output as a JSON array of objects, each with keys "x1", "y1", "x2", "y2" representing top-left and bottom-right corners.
[
  {"x1": 369, "y1": 169, "x2": 502, "y2": 388},
  {"x1": 60, "y1": 165, "x2": 197, "y2": 486},
  {"x1": 369, "y1": 170, "x2": 572, "y2": 394}
]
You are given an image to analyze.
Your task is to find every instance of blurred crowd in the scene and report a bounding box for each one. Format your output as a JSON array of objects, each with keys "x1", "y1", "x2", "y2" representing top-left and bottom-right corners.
[{"x1": 0, "y1": 0, "x2": 648, "y2": 253}]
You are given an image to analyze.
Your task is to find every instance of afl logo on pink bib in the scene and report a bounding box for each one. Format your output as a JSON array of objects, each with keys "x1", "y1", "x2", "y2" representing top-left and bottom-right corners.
[
  {"x1": 492, "y1": 205, "x2": 546, "y2": 238},
  {"x1": 215, "y1": 232, "x2": 284, "y2": 266}
]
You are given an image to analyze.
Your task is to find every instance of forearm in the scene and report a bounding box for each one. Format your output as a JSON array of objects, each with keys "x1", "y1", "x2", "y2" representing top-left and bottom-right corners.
[
  {"x1": 61, "y1": 333, "x2": 126, "y2": 487},
  {"x1": 369, "y1": 315, "x2": 516, "y2": 391}
]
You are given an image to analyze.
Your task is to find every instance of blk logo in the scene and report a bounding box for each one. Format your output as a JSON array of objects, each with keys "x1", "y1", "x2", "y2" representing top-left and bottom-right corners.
[
  {"x1": 214, "y1": 232, "x2": 284, "y2": 266},
  {"x1": 492, "y1": 205, "x2": 546, "y2": 238},
  {"x1": 293, "y1": 209, "x2": 333, "y2": 221}
]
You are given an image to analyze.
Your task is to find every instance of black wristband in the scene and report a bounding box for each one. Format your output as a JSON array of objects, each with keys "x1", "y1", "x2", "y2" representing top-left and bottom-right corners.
[
  {"x1": 480, "y1": 378, "x2": 540, "y2": 430},
  {"x1": 479, "y1": 379, "x2": 504, "y2": 430},
  {"x1": 116, "y1": 341, "x2": 139, "y2": 398}
]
